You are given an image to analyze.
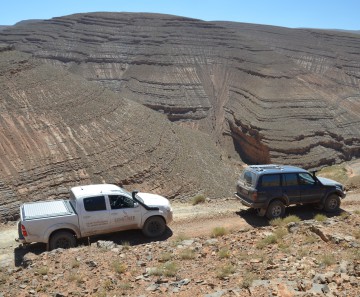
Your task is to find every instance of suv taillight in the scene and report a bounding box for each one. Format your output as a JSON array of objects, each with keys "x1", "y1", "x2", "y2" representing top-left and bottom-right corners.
[
  {"x1": 21, "y1": 224, "x2": 28, "y2": 237},
  {"x1": 252, "y1": 192, "x2": 258, "y2": 201}
]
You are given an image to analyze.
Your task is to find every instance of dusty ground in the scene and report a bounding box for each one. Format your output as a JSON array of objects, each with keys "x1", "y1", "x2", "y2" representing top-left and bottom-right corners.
[
  {"x1": 1, "y1": 192, "x2": 359, "y2": 269},
  {"x1": 0, "y1": 193, "x2": 359, "y2": 297}
]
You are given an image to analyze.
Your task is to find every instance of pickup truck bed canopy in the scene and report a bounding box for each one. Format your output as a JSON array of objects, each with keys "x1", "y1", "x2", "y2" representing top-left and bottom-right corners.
[{"x1": 22, "y1": 200, "x2": 75, "y2": 220}]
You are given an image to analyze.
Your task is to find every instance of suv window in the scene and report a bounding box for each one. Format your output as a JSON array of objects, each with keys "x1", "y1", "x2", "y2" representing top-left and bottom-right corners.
[
  {"x1": 241, "y1": 170, "x2": 256, "y2": 186},
  {"x1": 260, "y1": 174, "x2": 281, "y2": 187},
  {"x1": 283, "y1": 173, "x2": 299, "y2": 186},
  {"x1": 299, "y1": 173, "x2": 316, "y2": 185},
  {"x1": 109, "y1": 195, "x2": 134, "y2": 209},
  {"x1": 83, "y1": 196, "x2": 106, "y2": 211}
]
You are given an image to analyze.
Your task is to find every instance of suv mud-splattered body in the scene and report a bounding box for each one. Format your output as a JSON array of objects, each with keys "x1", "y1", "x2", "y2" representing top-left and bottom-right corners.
[{"x1": 235, "y1": 165, "x2": 346, "y2": 219}]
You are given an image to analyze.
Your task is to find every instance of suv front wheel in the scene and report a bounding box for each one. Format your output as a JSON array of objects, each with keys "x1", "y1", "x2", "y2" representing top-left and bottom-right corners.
[
  {"x1": 324, "y1": 194, "x2": 340, "y2": 212},
  {"x1": 266, "y1": 200, "x2": 285, "y2": 220}
]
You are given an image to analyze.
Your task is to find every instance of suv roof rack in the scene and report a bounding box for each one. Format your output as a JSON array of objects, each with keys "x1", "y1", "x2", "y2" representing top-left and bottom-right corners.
[{"x1": 249, "y1": 164, "x2": 284, "y2": 171}]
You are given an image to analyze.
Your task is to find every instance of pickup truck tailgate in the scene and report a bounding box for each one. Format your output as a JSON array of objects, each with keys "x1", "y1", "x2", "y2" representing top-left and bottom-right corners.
[{"x1": 22, "y1": 200, "x2": 75, "y2": 221}]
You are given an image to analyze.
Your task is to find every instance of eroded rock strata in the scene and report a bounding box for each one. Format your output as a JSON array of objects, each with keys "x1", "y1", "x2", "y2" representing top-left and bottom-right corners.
[
  {"x1": 1, "y1": 13, "x2": 359, "y2": 168},
  {"x1": 0, "y1": 48, "x2": 236, "y2": 221}
]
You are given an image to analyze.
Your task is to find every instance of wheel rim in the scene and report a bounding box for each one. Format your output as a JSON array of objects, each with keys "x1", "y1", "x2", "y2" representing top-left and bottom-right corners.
[
  {"x1": 272, "y1": 205, "x2": 282, "y2": 217},
  {"x1": 328, "y1": 198, "x2": 338, "y2": 210},
  {"x1": 148, "y1": 221, "x2": 161, "y2": 234}
]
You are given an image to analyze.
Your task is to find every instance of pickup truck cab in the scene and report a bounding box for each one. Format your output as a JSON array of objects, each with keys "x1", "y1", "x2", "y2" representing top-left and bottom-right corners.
[{"x1": 17, "y1": 184, "x2": 173, "y2": 250}]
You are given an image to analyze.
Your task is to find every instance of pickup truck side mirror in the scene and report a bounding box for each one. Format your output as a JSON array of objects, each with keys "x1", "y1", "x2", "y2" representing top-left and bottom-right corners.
[{"x1": 134, "y1": 202, "x2": 139, "y2": 208}]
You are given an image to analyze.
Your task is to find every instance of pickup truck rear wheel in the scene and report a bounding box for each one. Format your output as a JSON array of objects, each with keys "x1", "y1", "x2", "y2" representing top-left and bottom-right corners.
[
  {"x1": 49, "y1": 231, "x2": 76, "y2": 250},
  {"x1": 266, "y1": 200, "x2": 285, "y2": 220},
  {"x1": 142, "y1": 216, "x2": 166, "y2": 237},
  {"x1": 324, "y1": 194, "x2": 340, "y2": 212}
]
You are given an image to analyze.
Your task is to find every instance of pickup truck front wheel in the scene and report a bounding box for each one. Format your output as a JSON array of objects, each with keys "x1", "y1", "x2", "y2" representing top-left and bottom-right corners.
[
  {"x1": 142, "y1": 216, "x2": 166, "y2": 237},
  {"x1": 49, "y1": 231, "x2": 76, "y2": 250}
]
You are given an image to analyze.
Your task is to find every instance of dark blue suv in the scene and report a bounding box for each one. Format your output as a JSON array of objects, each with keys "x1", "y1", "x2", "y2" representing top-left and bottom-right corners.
[{"x1": 235, "y1": 165, "x2": 346, "y2": 219}]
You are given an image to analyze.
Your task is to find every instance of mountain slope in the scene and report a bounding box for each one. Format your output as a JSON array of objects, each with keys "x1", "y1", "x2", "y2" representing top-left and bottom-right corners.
[
  {"x1": 0, "y1": 13, "x2": 359, "y2": 167},
  {"x1": 0, "y1": 47, "x2": 236, "y2": 221}
]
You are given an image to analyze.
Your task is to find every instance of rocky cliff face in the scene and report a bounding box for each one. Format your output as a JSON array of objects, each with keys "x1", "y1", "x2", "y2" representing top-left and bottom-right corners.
[
  {"x1": 0, "y1": 48, "x2": 236, "y2": 221},
  {"x1": 0, "y1": 13, "x2": 359, "y2": 168}
]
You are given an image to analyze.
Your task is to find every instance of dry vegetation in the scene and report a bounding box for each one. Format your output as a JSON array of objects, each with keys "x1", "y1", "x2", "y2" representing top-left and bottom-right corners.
[{"x1": 1, "y1": 210, "x2": 359, "y2": 297}]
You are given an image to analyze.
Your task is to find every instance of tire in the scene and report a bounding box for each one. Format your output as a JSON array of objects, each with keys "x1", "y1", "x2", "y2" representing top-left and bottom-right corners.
[
  {"x1": 49, "y1": 231, "x2": 76, "y2": 250},
  {"x1": 266, "y1": 200, "x2": 285, "y2": 220},
  {"x1": 324, "y1": 195, "x2": 340, "y2": 212},
  {"x1": 142, "y1": 216, "x2": 166, "y2": 237}
]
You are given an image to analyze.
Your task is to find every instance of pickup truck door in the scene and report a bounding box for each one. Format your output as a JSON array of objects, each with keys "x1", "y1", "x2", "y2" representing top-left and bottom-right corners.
[
  {"x1": 108, "y1": 194, "x2": 141, "y2": 231},
  {"x1": 79, "y1": 195, "x2": 110, "y2": 236}
]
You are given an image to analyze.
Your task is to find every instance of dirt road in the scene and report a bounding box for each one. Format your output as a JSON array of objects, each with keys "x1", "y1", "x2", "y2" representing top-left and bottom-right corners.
[{"x1": 1, "y1": 194, "x2": 359, "y2": 269}]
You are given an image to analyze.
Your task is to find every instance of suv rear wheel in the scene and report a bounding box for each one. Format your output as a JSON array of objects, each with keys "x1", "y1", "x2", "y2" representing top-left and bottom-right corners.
[
  {"x1": 324, "y1": 194, "x2": 340, "y2": 212},
  {"x1": 266, "y1": 200, "x2": 285, "y2": 220}
]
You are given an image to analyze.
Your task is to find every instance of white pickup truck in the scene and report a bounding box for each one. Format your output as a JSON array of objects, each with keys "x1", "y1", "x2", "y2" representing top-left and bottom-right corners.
[{"x1": 17, "y1": 184, "x2": 173, "y2": 250}]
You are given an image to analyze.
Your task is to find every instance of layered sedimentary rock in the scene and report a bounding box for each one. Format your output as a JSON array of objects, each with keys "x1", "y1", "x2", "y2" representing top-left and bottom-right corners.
[
  {"x1": 0, "y1": 48, "x2": 236, "y2": 221},
  {"x1": 1, "y1": 13, "x2": 359, "y2": 168}
]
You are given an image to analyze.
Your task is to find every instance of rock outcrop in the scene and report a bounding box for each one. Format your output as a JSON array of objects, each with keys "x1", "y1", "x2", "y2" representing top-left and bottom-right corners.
[
  {"x1": 1, "y1": 13, "x2": 359, "y2": 168},
  {"x1": 0, "y1": 48, "x2": 236, "y2": 221}
]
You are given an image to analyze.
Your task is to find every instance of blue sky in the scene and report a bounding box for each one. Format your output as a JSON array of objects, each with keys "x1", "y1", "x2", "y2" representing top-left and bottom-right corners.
[{"x1": 2, "y1": 0, "x2": 359, "y2": 30}]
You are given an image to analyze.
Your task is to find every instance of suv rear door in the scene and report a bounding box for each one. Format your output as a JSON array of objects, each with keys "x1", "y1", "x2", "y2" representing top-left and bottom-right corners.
[
  {"x1": 257, "y1": 174, "x2": 282, "y2": 201},
  {"x1": 281, "y1": 173, "x2": 301, "y2": 203}
]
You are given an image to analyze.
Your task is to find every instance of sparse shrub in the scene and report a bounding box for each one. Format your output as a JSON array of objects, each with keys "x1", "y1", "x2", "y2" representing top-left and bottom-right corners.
[
  {"x1": 179, "y1": 248, "x2": 196, "y2": 260},
  {"x1": 218, "y1": 247, "x2": 231, "y2": 259},
  {"x1": 269, "y1": 217, "x2": 283, "y2": 227},
  {"x1": 68, "y1": 273, "x2": 84, "y2": 284},
  {"x1": 270, "y1": 215, "x2": 300, "y2": 227},
  {"x1": 211, "y1": 227, "x2": 228, "y2": 238},
  {"x1": 119, "y1": 283, "x2": 131, "y2": 290},
  {"x1": 95, "y1": 290, "x2": 106, "y2": 297},
  {"x1": 304, "y1": 234, "x2": 317, "y2": 244},
  {"x1": 150, "y1": 261, "x2": 178, "y2": 277},
  {"x1": 354, "y1": 210, "x2": 360, "y2": 215},
  {"x1": 216, "y1": 263, "x2": 236, "y2": 279},
  {"x1": 173, "y1": 233, "x2": 189, "y2": 245},
  {"x1": 298, "y1": 248, "x2": 308, "y2": 258},
  {"x1": 103, "y1": 279, "x2": 114, "y2": 291},
  {"x1": 256, "y1": 235, "x2": 277, "y2": 249},
  {"x1": 274, "y1": 228, "x2": 288, "y2": 239},
  {"x1": 192, "y1": 194, "x2": 206, "y2": 205},
  {"x1": 353, "y1": 229, "x2": 360, "y2": 239},
  {"x1": 339, "y1": 211, "x2": 350, "y2": 220},
  {"x1": 282, "y1": 215, "x2": 301, "y2": 224},
  {"x1": 162, "y1": 261, "x2": 179, "y2": 277},
  {"x1": 37, "y1": 266, "x2": 49, "y2": 276},
  {"x1": 314, "y1": 214, "x2": 327, "y2": 222},
  {"x1": 319, "y1": 254, "x2": 336, "y2": 266},
  {"x1": 240, "y1": 271, "x2": 256, "y2": 288},
  {"x1": 71, "y1": 259, "x2": 80, "y2": 268},
  {"x1": 237, "y1": 251, "x2": 248, "y2": 261},
  {"x1": 121, "y1": 241, "x2": 131, "y2": 249},
  {"x1": 113, "y1": 261, "x2": 127, "y2": 274},
  {"x1": 278, "y1": 242, "x2": 290, "y2": 252},
  {"x1": 351, "y1": 248, "x2": 360, "y2": 261},
  {"x1": 158, "y1": 252, "x2": 172, "y2": 262}
]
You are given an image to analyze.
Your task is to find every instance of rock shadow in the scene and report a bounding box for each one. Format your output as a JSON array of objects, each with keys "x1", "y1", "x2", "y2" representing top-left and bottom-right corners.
[{"x1": 236, "y1": 204, "x2": 346, "y2": 228}]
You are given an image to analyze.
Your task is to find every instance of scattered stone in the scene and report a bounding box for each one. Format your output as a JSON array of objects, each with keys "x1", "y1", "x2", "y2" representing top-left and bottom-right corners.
[
  {"x1": 85, "y1": 260, "x2": 97, "y2": 268},
  {"x1": 146, "y1": 284, "x2": 159, "y2": 291}
]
